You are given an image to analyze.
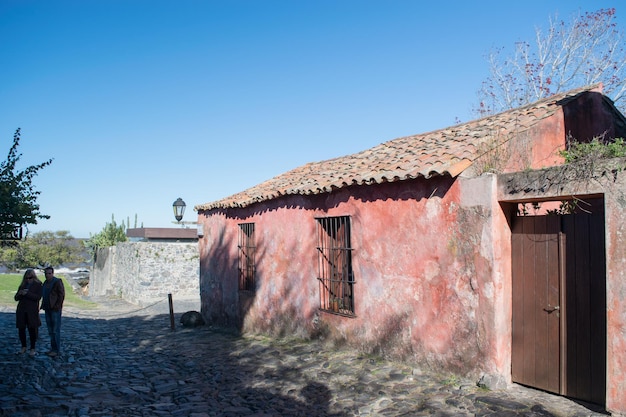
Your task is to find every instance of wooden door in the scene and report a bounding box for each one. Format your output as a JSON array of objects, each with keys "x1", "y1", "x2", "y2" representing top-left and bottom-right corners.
[
  {"x1": 511, "y1": 202, "x2": 606, "y2": 405},
  {"x1": 511, "y1": 215, "x2": 561, "y2": 393},
  {"x1": 561, "y1": 207, "x2": 606, "y2": 405}
]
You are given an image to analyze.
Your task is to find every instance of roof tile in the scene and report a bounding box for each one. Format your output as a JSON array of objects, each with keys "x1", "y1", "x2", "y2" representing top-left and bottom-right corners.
[{"x1": 197, "y1": 84, "x2": 602, "y2": 211}]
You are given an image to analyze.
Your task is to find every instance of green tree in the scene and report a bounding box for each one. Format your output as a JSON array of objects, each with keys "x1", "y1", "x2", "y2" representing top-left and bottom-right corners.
[
  {"x1": 0, "y1": 230, "x2": 86, "y2": 269},
  {"x1": 84, "y1": 215, "x2": 127, "y2": 257},
  {"x1": 0, "y1": 129, "x2": 53, "y2": 241},
  {"x1": 0, "y1": 244, "x2": 18, "y2": 269},
  {"x1": 476, "y1": 8, "x2": 626, "y2": 116},
  {"x1": 21, "y1": 230, "x2": 82, "y2": 268}
]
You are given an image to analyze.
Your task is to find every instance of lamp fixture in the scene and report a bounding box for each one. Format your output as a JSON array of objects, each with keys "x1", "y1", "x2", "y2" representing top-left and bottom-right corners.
[{"x1": 172, "y1": 198, "x2": 186, "y2": 223}]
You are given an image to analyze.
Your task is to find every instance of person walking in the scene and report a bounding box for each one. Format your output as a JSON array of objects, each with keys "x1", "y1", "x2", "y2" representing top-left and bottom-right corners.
[
  {"x1": 41, "y1": 266, "x2": 65, "y2": 357},
  {"x1": 14, "y1": 269, "x2": 43, "y2": 357}
]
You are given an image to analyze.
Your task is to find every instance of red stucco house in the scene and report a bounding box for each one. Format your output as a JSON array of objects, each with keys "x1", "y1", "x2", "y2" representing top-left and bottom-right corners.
[{"x1": 195, "y1": 84, "x2": 626, "y2": 414}]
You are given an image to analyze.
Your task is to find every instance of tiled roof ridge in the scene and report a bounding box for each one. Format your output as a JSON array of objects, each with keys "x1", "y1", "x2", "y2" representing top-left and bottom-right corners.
[
  {"x1": 468, "y1": 83, "x2": 603, "y2": 127},
  {"x1": 196, "y1": 84, "x2": 604, "y2": 211}
]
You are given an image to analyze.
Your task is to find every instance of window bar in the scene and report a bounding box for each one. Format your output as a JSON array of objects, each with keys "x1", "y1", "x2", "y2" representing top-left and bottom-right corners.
[
  {"x1": 316, "y1": 216, "x2": 354, "y2": 314},
  {"x1": 238, "y1": 223, "x2": 255, "y2": 291}
]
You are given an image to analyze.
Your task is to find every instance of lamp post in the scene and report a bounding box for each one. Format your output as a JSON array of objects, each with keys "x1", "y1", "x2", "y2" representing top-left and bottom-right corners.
[{"x1": 172, "y1": 198, "x2": 186, "y2": 224}]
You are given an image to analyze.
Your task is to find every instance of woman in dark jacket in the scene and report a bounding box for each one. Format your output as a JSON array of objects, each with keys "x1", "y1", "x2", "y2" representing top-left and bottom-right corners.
[{"x1": 14, "y1": 269, "x2": 43, "y2": 356}]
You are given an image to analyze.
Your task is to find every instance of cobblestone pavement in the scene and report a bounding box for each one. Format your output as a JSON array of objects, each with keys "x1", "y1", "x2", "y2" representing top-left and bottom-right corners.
[{"x1": 0, "y1": 297, "x2": 608, "y2": 417}]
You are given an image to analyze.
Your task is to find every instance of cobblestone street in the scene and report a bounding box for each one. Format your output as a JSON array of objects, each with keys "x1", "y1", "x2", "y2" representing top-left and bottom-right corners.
[{"x1": 0, "y1": 297, "x2": 607, "y2": 416}]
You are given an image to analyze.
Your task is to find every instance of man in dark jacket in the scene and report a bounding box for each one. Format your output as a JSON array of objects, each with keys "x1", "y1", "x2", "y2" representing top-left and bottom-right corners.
[{"x1": 41, "y1": 266, "x2": 65, "y2": 357}]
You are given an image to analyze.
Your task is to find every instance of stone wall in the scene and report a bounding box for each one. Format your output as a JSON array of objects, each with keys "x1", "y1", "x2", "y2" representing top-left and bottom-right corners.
[{"x1": 90, "y1": 241, "x2": 199, "y2": 306}]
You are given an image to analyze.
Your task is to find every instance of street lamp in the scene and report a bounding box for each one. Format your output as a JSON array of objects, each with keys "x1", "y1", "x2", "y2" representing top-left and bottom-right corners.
[{"x1": 172, "y1": 198, "x2": 186, "y2": 223}]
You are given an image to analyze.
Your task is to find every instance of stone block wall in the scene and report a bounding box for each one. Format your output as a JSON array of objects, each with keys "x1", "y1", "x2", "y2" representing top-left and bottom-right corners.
[{"x1": 90, "y1": 241, "x2": 199, "y2": 306}]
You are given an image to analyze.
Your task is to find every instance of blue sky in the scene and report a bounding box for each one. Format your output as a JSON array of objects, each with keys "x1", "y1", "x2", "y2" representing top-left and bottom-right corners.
[{"x1": 0, "y1": 1, "x2": 621, "y2": 238}]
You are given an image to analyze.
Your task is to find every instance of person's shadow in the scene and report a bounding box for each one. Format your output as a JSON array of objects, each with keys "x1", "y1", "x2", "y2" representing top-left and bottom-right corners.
[{"x1": 301, "y1": 381, "x2": 342, "y2": 416}]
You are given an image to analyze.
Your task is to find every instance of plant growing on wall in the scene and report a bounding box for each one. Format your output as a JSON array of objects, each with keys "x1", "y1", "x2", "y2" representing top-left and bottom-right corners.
[
  {"x1": 517, "y1": 135, "x2": 626, "y2": 216},
  {"x1": 84, "y1": 215, "x2": 127, "y2": 257},
  {"x1": 560, "y1": 136, "x2": 626, "y2": 163}
]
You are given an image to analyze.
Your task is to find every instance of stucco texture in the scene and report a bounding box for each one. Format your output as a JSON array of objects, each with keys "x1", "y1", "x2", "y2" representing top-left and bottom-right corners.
[
  {"x1": 198, "y1": 175, "x2": 507, "y2": 381},
  {"x1": 196, "y1": 87, "x2": 626, "y2": 413}
]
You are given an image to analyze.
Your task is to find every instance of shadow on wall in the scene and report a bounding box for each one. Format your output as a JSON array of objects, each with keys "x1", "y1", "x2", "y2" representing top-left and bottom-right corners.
[
  {"x1": 200, "y1": 216, "x2": 310, "y2": 336},
  {"x1": 200, "y1": 224, "x2": 232, "y2": 326},
  {"x1": 94, "y1": 246, "x2": 110, "y2": 269},
  {"x1": 199, "y1": 175, "x2": 457, "y2": 330},
  {"x1": 213, "y1": 176, "x2": 456, "y2": 220},
  {"x1": 198, "y1": 176, "x2": 481, "y2": 370},
  {"x1": 199, "y1": 217, "x2": 486, "y2": 378},
  {"x1": 197, "y1": 174, "x2": 504, "y2": 382}
]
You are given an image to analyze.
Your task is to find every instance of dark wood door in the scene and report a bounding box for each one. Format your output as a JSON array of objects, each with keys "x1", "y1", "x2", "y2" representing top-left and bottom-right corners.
[
  {"x1": 511, "y1": 202, "x2": 606, "y2": 405},
  {"x1": 561, "y1": 208, "x2": 606, "y2": 405},
  {"x1": 512, "y1": 215, "x2": 561, "y2": 394}
]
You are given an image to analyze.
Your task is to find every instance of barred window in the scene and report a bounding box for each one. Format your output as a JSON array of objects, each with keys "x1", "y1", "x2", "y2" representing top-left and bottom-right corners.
[
  {"x1": 316, "y1": 216, "x2": 355, "y2": 315},
  {"x1": 238, "y1": 223, "x2": 256, "y2": 291}
]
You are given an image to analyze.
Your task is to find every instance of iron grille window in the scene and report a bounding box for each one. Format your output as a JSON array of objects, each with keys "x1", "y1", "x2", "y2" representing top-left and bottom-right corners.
[
  {"x1": 316, "y1": 216, "x2": 355, "y2": 315},
  {"x1": 238, "y1": 223, "x2": 256, "y2": 291}
]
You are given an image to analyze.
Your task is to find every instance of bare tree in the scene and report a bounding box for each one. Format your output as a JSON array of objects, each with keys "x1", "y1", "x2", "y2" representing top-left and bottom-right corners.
[{"x1": 476, "y1": 8, "x2": 626, "y2": 116}]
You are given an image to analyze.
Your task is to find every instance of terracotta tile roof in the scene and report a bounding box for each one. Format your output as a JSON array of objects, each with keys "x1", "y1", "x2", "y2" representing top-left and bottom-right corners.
[{"x1": 197, "y1": 84, "x2": 602, "y2": 211}]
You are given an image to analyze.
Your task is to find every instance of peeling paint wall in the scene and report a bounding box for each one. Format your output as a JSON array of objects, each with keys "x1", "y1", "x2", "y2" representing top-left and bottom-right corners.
[
  {"x1": 198, "y1": 164, "x2": 626, "y2": 412},
  {"x1": 198, "y1": 175, "x2": 508, "y2": 381},
  {"x1": 604, "y1": 191, "x2": 626, "y2": 416},
  {"x1": 196, "y1": 90, "x2": 626, "y2": 412}
]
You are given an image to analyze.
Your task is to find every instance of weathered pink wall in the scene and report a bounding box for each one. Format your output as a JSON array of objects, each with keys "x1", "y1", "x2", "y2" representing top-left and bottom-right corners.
[
  {"x1": 527, "y1": 109, "x2": 566, "y2": 170},
  {"x1": 604, "y1": 188, "x2": 626, "y2": 415},
  {"x1": 198, "y1": 174, "x2": 510, "y2": 382},
  {"x1": 196, "y1": 89, "x2": 626, "y2": 410}
]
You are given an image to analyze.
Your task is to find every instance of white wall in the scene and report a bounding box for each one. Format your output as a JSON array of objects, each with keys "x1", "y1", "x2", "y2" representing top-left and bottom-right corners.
[{"x1": 90, "y1": 241, "x2": 199, "y2": 305}]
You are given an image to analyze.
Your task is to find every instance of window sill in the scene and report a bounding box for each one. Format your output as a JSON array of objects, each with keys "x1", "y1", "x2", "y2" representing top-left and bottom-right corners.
[{"x1": 320, "y1": 308, "x2": 356, "y2": 318}]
